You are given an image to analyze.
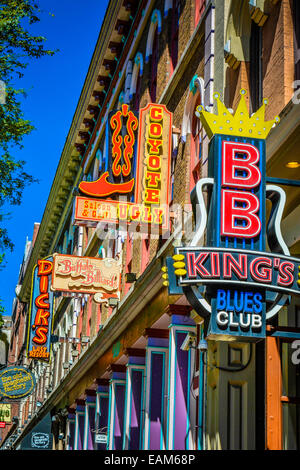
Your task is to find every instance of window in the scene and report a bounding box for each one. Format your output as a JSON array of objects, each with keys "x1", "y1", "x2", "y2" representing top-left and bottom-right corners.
[
  {"x1": 86, "y1": 297, "x2": 92, "y2": 337},
  {"x1": 293, "y1": 0, "x2": 300, "y2": 80},
  {"x1": 150, "y1": 27, "x2": 159, "y2": 102},
  {"x1": 134, "y1": 71, "x2": 142, "y2": 112},
  {"x1": 146, "y1": 10, "x2": 162, "y2": 101},
  {"x1": 250, "y1": 21, "x2": 262, "y2": 113},
  {"x1": 170, "y1": 147, "x2": 177, "y2": 202},
  {"x1": 195, "y1": 0, "x2": 205, "y2": 27},
  {"x1": 170, "y1": 0, "x2": 179, "y2": 74},
  {"x1": 125, "y1": 235, "x2": 133, "y2": 295},
  {"x1": 130, "y1": 52, "x2": 144, "y2": 109},
  {"x1": 190, "y1": 95, "x2": 202, "y2": 190},
  {"x1": 141, "y1": 235, "x2": 151, "y2": 273}
]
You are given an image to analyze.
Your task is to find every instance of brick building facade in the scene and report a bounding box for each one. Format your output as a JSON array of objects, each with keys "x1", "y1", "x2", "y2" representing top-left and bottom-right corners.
[{"x1": 2, "y1": 0, "x2": 300, "y2": 450}]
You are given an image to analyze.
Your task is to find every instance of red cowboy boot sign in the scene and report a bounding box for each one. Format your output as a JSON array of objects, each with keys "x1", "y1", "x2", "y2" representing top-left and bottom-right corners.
[
  {"x1": 75, "y1": 103, "x2": 172, "y2": 232},
  {"x1": 79, "y1": 104, "x2": 138, "y2": 198}
]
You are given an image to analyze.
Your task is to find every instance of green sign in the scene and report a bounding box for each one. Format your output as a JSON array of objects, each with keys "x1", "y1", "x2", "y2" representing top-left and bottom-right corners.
[{"x1": 0, "y1": 367, "x2": 36, "y2": 399}]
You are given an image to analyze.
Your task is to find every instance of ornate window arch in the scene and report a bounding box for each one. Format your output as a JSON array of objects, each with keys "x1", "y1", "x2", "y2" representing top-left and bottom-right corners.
[
  {"x1": 117, "y1": 91, "x2": 125, "y2": 109},
  {"x1": 93, "y1": 147, "x2": 103, "y2": 180},
  {"x1": 145, "y1": 9, "x2": 162, "y2": 63},
  {"x1": 170, "y1": 0, "x2": 180, "y2": 74},
  {"x1": 181, "y1": 75, "x2": 205, "y2": 190},
  {"x1": 129, "y1": 52, "x2": 144, "y2": 101},
  {"x1": 181, "y1": 75, "x2": 204, "y2": 142},
  {"x1": 124, "y1": 60, "x2": 133, "y2": 104},
  {"x1": 164, "y1": 0, "x2": 172, "y2": 17}
]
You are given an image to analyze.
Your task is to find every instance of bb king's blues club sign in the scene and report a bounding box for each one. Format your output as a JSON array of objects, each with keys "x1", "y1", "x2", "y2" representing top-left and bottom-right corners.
[{"x1": 168, "y1": 89, "x2": 300, "y2": 341}]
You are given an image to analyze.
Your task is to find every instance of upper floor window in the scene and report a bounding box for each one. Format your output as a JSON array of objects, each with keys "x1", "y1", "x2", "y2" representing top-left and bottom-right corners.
[
  {"x1": 170, "y1": 0, "x2": 180, "y2": 74},
  {"x1": 293, "y1": 0, "x2": 300, "y2": 80},
  {"x1": 195, "y1": 0, "x2": 205, "y2": 27},
  {"x1": 150, "y1": 27, "x2": 159, "y2": 102},
  {"x1": 146, "y1": 10, "x2": 162, "y2": 103},
  {"x1": 190, "y1": 94, "x2": 202, "y2": 188},
  {"x1": 129, "y1": 52, "x2": 144, "y2": 112},
  {"x1": 181, "y1": 75, "x2": 204, "y2": 191},
  {"x1": 134, "y1": 71, "x2": 142, "y2": 112},
  {"x1": 250, "y1": 21, "x2": 262, "y2": 113}
]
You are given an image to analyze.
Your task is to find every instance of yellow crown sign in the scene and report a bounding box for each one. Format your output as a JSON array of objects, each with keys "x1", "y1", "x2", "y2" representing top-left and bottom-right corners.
[{"x1": 196, "y1": 89, "x2": 280, "y2": 140}]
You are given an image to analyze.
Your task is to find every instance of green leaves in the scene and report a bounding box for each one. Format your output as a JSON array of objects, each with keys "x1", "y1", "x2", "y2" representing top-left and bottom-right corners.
[
  {"x1": 0, "y1": 1, "x2": 56, "y2": 82},
  {"x1": 0, "y1": 0, "x2": 56, "y2": 295}
]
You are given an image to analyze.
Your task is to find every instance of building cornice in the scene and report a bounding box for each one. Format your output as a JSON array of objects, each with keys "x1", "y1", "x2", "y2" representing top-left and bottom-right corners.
[
  {"x1": 266, "y1": 98, "x2": 300, "y2": 166},
  {"x1": 18, "y1": 0, "x2": 210, "y2": 305},
  {"x1": 18, "y1": 0, "x2": 140, "y2": 302}
]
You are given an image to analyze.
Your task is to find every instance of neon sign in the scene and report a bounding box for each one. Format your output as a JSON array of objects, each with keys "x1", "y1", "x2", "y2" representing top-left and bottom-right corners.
[
  {"x1": 27, "y1": 257, "x2": 54, "y2": 361},
  {"x1": 74, "y1": 103, "x2": 172, "y2": 232},
  {"x1": 167, "y1": 90, "x2": 300, "y2": 341},
  {"x1": 135, "y1": 103, "x2": 172, "y2": 226},
  {"x1": 73, "y1": 197, "x2": 169, "y2": 230},
  {"x1": 220, "y1": 141, "x2": 262, "y2": 238},
  {"x1": 176, "y1": 248, "x2": 300, "y2": 295},
  {"x1": 51, "y1": 254, "x2": 122, "y2": 302},
  {"x1": 78, "y1": 104, "x2": 138, "y2": 198}
]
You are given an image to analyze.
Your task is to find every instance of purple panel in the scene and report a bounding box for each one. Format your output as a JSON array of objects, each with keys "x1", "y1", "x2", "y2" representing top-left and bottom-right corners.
[
  {"x1": 149, "y1": 353, "x2": 165, "y2": 450},
  {"x1": 129, "y1": 369, "x2": 143, "y2": 450},
  {"x1": 77, "y1": 414, "x2": 85, "y2": 450},
  {"x1": 174, "y1": 332, "x2": 189, "y2": 449},
  {"x1": 114, "y1": 383, "x2": 126, "y2": 450},
  {"x1": 148, "y1": 338, "x2": 169, "y2": 348},
  {"x1": 128, "y1": 356, "x2": 145, "y2": 366},
  {"x1": 171, "y1": 315, "x2": 195, "y2": 327},
  {"x1": 87, "y1": 405, "x2": 96, "y2": 450},
  {"x1": 96, "y1": 396, "x2": 109, "y2": 450},
  {"x1": 68, "y1": 421, "x2": 75, "y2": 450}
]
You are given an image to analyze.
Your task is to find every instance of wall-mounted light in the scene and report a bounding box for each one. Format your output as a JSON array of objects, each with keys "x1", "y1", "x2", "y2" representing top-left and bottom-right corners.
[
  {"x1": 197, "y1": 339, "x2": 208, "y2": 352},
  {"x1": 60, "y1": 408, "x2": 69, "y2": 418},
  {"x1": 125, "y1": 273, "x2": 137, "y2": 283},
  {"x1": 50, "y1": 335, "x2": 59, "y2": 344},
  {"x1": 286, "y1": 161, "x2": 300, "y2": 169},
  {"x1": 108, "y1": 298, "x2": 118, "y2": 307},
  {"x1": 81, "y1": 336, "x2": 90, "y2": 344}
]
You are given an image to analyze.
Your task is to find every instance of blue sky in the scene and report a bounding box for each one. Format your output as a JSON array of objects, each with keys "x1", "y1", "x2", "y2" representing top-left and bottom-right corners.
[{"x1": 0, "y1": 0, "x2": 109, "y2": 314}]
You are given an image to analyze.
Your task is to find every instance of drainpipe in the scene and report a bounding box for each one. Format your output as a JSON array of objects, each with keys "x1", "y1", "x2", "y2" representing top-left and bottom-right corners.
[{"x1": 202, "y1": 0, "x2": 215, "y2": 448}]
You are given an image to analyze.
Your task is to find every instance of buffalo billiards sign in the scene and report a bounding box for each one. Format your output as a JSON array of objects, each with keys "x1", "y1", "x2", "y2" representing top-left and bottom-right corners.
[{"x1": 169, "y1": 90, "x2": 300, "y2": 341}]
